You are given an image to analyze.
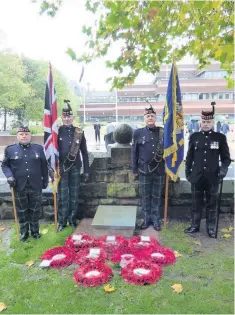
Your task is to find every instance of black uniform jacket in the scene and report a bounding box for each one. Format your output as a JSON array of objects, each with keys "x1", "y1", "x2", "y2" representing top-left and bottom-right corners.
[
  {"x1": 58, "y1": 125, "x2": 89, "y2": 173},
  {"x1": 185, "y1": 130, "x2": 231, "y2": 184},
  {"x1": 131, "y1": 126, "x2": 165, "y2": 175},
  {"x1": 1, "y1": 143, "x2": 49, "y2": 191}
]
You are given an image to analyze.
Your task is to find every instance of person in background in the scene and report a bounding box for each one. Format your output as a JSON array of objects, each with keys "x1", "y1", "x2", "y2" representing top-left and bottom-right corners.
[
  {"x1": 185, "y1": 102, "x2": 231, "y2": 238},
  {"x1": 94, "y1": 119, "x2": 101, "y2": 144},
  {"x1": 131, "y1": 105, "x2": 165, "y2": 231},
  {"x1": 57, "y1": 100, "x2": 89, "y2": 232},
  {"x1": 216, "y1": 121, "x2": 221, "y2": 133},
  {"x1": 1, "y1": 126, "x2": 48, "y2": 241},
  {"x1": 221, "y1": 120, "x2": 229, "y2": 135}
]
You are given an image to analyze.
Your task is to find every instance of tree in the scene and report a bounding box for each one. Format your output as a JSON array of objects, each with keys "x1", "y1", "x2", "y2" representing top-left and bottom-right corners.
[
  {"x1": 21, "y1": 57, "x2": 79, "y2": 122},
  {"x1": 37, "y1": 0, "x2": 234, "y2": 89},
  {"x1": 0, "y1": 52, "x2": 31, "y2": 130},
  {"x1": 0, "y1": 52, "x2": 79, "y2": 128}
]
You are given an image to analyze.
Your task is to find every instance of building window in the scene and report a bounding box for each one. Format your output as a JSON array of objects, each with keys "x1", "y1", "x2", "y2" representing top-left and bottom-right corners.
[
  {"x1": 199, "y1": 93, "x2": 203, "y2": 100},
  {"x1": 225, "y1": 94, "x2": 230, "y2": 99}
]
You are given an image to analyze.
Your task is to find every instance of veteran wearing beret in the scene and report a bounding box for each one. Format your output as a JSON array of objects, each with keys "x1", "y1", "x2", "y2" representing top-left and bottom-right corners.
[{"x1": 1, "y1": 126, "x2": 49, "y2": 241}]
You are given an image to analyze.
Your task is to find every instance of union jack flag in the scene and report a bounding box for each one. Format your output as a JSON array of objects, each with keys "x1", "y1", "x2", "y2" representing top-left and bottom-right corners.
[{"x1": 44, "y1": 63, "x2": 59, "y2": 174}]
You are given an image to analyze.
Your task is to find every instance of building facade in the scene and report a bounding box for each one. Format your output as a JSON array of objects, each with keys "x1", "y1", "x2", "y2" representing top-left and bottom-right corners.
[{"x1": 78, "y1": 64, "x2": 234, "y2": 123}]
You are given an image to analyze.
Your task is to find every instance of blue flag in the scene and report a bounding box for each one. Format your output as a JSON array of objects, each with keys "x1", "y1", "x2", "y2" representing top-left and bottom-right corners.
[{"x1": 163, "y1": 61, "x2": 184, "y2": 182}]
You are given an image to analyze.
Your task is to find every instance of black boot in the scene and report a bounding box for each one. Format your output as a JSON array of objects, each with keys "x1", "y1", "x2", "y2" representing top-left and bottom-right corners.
[
  {"x1": 20, "y1": 232, "x2": 29, "y2": 242},
  {"x1": 184, "y1": 226, "x2": 200, "y2": 234},
  {"x1": 153, "y1": 222, "x2": 161, "y2": 231},
  {"x1": 57, "y1": 224, "x2": 66, "y2": 232},
  {"x1": 140, "y1": 221, "x2": 150, "y2": 230},
  {"x1": 207, "y1": 229, "x2": 216, "y2": 238},
  {"x1": 32, "y1": 232, "x2": 41, "y2": 239}
]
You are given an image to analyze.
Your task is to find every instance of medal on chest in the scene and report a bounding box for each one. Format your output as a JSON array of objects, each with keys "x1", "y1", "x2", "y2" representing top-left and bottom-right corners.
[{"x1": 210, "y1": 141, "x2": 219, "y2": 149}]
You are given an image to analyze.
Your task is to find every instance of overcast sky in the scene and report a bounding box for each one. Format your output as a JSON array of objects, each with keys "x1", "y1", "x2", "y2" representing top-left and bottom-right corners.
[{"x1": 0, "y1": 0, "x2": 193, "y2": 90}]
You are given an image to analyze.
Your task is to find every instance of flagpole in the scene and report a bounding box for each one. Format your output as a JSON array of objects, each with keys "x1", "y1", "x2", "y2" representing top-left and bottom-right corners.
[
  {"x1": 53, "y1": 189, "x2": 58, "y2": 231},
  {"x1": 163, "y1": 174, "x2": 169, "y2": 229},
  {"x1": 115, "y1": 88, "x2": 118, "y2": 123},
  {"x1": 83, "y1": 87, "x2": 86, "y2": 124}
]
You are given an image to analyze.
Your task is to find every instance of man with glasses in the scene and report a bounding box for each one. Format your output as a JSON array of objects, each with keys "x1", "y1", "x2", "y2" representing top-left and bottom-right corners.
[{"x1": 131, "y1": 105, "x2": 165, "y2": 231}]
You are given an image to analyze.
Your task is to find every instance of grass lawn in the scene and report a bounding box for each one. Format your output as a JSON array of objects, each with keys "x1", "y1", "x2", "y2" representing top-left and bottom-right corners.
[{"x1": 0, "y1": 220, "x2": 234, "y2": 314}]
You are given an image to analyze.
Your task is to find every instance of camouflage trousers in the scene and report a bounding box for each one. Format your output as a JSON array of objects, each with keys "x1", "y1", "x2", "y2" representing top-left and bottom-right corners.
[
  {"x1": 139, "y1": 171, "x2": 165, "y2": 224},
  {"x1": 57, "y1": 166, "x2": 81, "y2": 226},
  {"x1": 14, "y1": 185, "x2": 42, "y2": 235}
]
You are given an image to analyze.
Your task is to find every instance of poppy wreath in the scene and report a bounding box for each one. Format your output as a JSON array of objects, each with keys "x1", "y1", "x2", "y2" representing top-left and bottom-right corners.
[
  {"x1": 74, "y1": 247, "x2": 107, "y2": 265},
  {"x1": 40, "y1": 246, "x2": 74, "y2": 268},
  {"x1": 97, "y1": 235, "x2": 128, "y2": 259},
  {"x1": 73, "y1": 262, "x2": 113, "y2": 287},
  {"x1": 148, "y1": 246, "x2": 176, "y2": 267},
  {"x1": 122, "y1": 260, "x2": 163, "y2": 285},
  {"x1": 128, "y1": 236, "x2": 160, "y2": 251},
  {"x1": 111, "y1": 247, "x2": 149, "y2": 267},
  {"x1": 65, "y1": 233, "x2": 95, "y2": 252}
]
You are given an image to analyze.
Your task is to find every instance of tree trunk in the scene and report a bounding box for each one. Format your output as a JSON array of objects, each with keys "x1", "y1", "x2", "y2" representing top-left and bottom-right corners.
[{"x1": 4, "y1": 108, "x2": 7, "y2": 131}]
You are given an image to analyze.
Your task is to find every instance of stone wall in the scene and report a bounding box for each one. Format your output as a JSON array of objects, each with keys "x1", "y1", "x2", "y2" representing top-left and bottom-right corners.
[{"x1": 0, "y1": 145, "x2": 234, "y2": 221}]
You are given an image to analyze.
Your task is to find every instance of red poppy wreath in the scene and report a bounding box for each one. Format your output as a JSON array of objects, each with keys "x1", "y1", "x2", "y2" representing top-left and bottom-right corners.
[
  {"x1": 40, "y1": 246, "x2": 74, "y2": 268},
  {"x1": 65, "y1": 233, "x2": 95, "y2": 251},
  {"x1": 74, "y1": 247, "x2": 107, "y2": 265},
  {"x1": 111, "y1": 247, "x2": 149, "y2": 267},
  {"x1": 122, "y1": 260, "x2": 162, "y2": 285},
  {"x1": 97, "y1": 235, "x2": 128, "y2": 258},
  {"x1": 128, "y1": 235, "x2": 160, "y2": 250},
  {"x1": 148, "y1": 246, "x2": 176, "y2": 267},
  {"x1": 73, "y1": 262, "x2": 113, "y2": 287}
]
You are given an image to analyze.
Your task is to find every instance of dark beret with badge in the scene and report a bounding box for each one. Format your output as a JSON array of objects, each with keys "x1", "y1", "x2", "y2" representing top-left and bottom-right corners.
[{"x1": 62, "y1": 100, "x2": 73, "y2": 117}]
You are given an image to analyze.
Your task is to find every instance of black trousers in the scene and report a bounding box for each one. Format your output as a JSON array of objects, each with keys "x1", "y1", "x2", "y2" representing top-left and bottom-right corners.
[
  {"x1": 95, "y1": 131, "x2": 100, "y2": 142},
  {"x1": 191, "y1": 176, "x2": 219, "y2": 230}
]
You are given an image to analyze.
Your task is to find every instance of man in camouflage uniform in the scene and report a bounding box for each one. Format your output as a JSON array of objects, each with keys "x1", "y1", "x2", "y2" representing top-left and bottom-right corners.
[
  {"x1": 131, "y1": 106, "x2": 165, "y2": 231},
  {"x1": 1, "y1": 126, "x2": 48, "y2": 241},
  {"x1": 57, "y1": 101, "x2": 89, "y2": 232},
  {"x1": 185, "y1": 102, "x2": 231, "y2": 238}
]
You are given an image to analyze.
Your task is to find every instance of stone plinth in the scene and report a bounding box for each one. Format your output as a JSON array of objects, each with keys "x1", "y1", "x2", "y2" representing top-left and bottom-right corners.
[
  {"x1": 111, "y1": 144, "x2": 131, "y2": 165},
  {"x1": 91, "y1": 205, "x2": 137, "y2": 237}
]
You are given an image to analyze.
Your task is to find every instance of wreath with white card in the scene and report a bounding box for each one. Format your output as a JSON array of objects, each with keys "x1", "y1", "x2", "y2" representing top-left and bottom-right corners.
[
  {"x1": 73, "y1": 262, "x2": 113, "y2": 287},
  {"x1": 40, "y1": 246, "x2": 74, "y2": 269},
  {"x1": 74, "y1": 247, "x2": 107, "y2": 265},
  {"x1": 128, "y1": 235, "x2": 160, "y2": 250},
  {"x1": 122, "y1": 260, "x2": 163, "y2": 285},
  {"x1": 65, "y1": 233, "x2": 95, "y2": 251}
]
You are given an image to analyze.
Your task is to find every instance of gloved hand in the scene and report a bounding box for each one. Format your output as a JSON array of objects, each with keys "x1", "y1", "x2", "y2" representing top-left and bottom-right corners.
[
  {"x1": 43, "y1": 182, "x2": 48, "y2": 189},
  {"x1": 7, "y1": 176, "x2": 16, "y2": 188},
  {"x1": 84, "y1": 173, "x2": 89, "y2": 183},
  {"x1": 133, "y1": 173, "x2": 139, "y2": 181},
  {"x1": 218, "y1": 168, "x2": 227, "y2": 180},
  {"x1": 186, "y1": 172, "x2": 192, "y2": 182},
  {"x1": 49, "y1": 169, "x2": 54, "y2": 182}
]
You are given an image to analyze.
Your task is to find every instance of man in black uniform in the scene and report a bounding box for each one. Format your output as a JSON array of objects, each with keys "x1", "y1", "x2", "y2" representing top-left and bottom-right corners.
[
  {"x1": 1, "y1": 126, "x2": 48, "y2": 241},
  {"x1": 131, "y1": 105, "x2": 165, "y2": 231},
  {"x1": 94, "y1": 119, "x2": 101, "y2": 144},
  {"x1": 185, "y1": 102, "x2": 231, "y2": 238},
  {"x1": 57, "y1": 100, "x2": 89, "y2": 232}
]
